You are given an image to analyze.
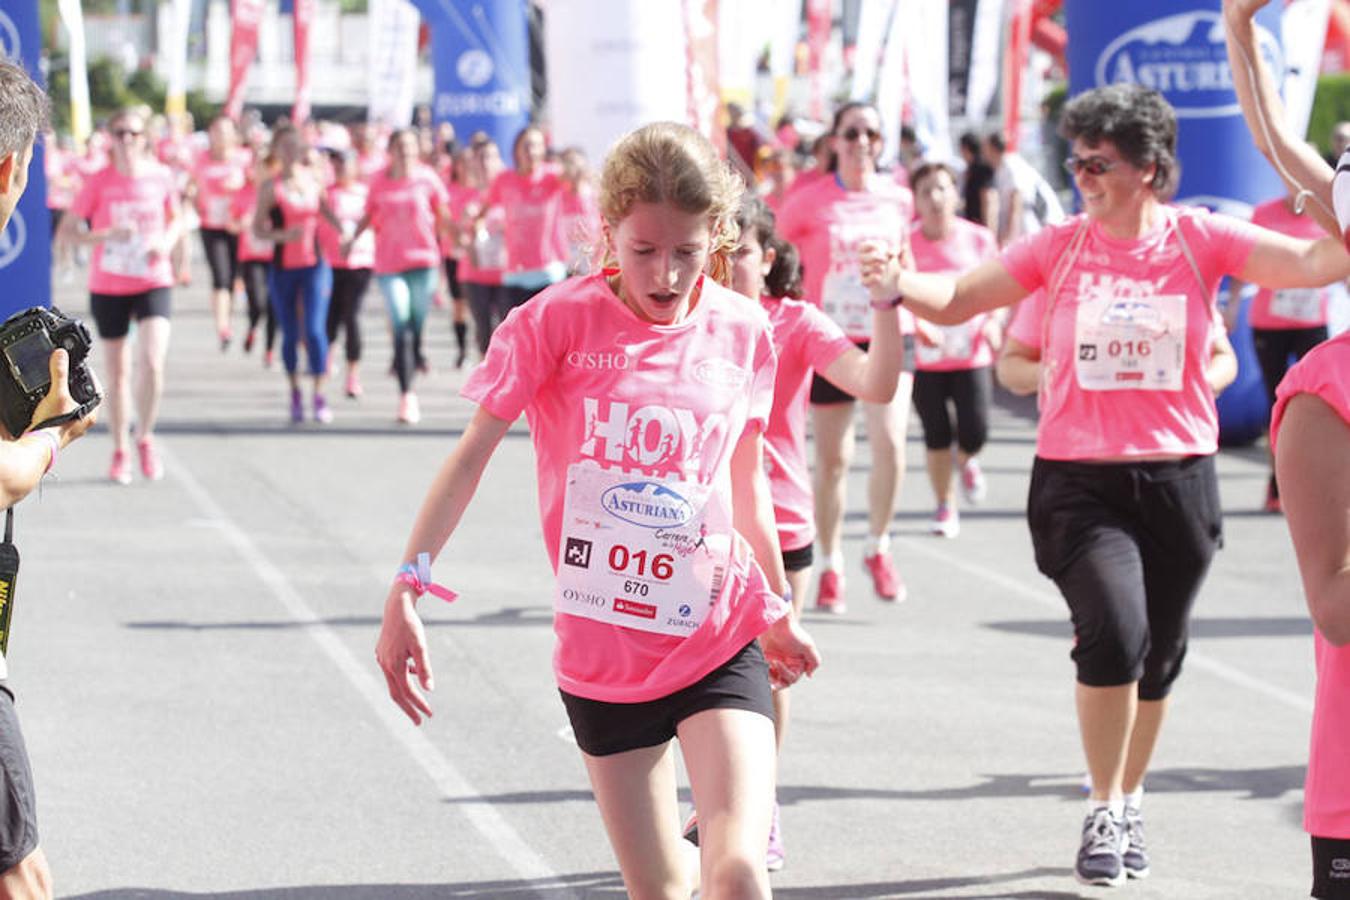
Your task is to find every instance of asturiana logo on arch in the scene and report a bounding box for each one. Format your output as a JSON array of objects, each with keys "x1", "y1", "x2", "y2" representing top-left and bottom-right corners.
[
  {"x1": 1095, "y1": 11, "x2": 1282, "y2": 118},
  {"x1": 601, "y1": 481, "x2": 694, "y2": 529}
]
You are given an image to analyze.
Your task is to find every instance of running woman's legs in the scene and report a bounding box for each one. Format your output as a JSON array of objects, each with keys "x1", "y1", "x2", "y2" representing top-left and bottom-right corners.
[
  {"x1": 583, "y1": 743, "x2": 697, "y2": 900},
  {"x1": 296, "y1": 263, "x2": 332, "y2": 416},
  {"x1": 132, "y1": 315, "x2": 171, "y2": 444},
  {"x1": 860, "y1": 372, "x2": 913, "y2": 597},
  {"x1": 378, "y1": 273, "x2": 416, "y2": 395},
  {"x1": 913, "y1": 370, "x2": 957, "y2": 506},
  {"x1": 811, "y1": 400, "x2": 857, "y2": 599},
  {"x1": 404, "y1": 266, "x2": 437, "y2": 376},
  {"x1": 241, "y1": 261, "x2": 270, "y2": 352},
  {"x1": 102, "y1": 336, "x2": 133, "y2": 455}
]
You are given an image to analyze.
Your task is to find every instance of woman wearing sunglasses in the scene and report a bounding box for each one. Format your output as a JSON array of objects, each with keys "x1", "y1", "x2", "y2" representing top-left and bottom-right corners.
[
  {"x1": 58, "y1": 108, "x2": 182, "y2": 484},
  {"x1": 1226, "y1": 2, "x2": 1350, "y2": 897},
  {"x1": 776, "y1": 101, "x2": 915, "y2": 613},
  {"x1": 860, "y1": 81, "x2": 1350, "y2": 888}
]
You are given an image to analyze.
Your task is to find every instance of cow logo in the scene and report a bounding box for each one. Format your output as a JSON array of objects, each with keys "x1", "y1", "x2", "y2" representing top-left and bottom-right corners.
[
  {"x1": 457, "y1": 49, "x2": 494, "y2": 89},
  {"x1": 564, "y1": 537, "x2": 593, "y2": 569},
  {"x1": 0, "y1": 10, "x2": 19, "y2": 62},
  {"x1": 1095, "y1": 12, "x2": 1282, "y2": 118},
  {"x1": 0, "y1": 209, "x2": 26, "y2": 270},
  {"x1": 600, "y1": 481, "x2": 695, "y2": 529}
]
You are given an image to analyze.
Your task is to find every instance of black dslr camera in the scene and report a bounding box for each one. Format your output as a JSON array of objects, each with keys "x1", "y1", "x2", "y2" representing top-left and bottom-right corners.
[{"x1": 0, "y1": 306, "x2": 101, "y2": 438}]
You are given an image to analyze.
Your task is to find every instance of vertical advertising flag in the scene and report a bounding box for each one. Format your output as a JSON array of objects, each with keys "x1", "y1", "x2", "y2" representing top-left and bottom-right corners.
[
  {"x1": 1002, "y1": 0, "x2": 1032, "y2": 150},
  {"x1": 162, "y1": 0, "x2": 193, "y2": 116},
  {"x1": 683, "y1": 0, "x2": 721, "y2": 148},
  {"x1": 1281, "y1": 0, "x2": 1332, "y2": 142},
  {"x1": 292, "y1": 0, "x2": 316, "y2": 124},
  {"x1": 56, "y1": 0, "x2": 91, "y2": 147},
  {"x1": 805, "y1": 0, "x2": 833, "y2": 120},
  {"x1": 368, "y1": 0, "x2": 423, "y2": 128},
  {"x1": 0, "y1": 0, "x2": 50, "y2": 315},
  {"x1": 414, "y1": 0, "x2": 531, "y2": 162},
  {"x1": 225, "y1": 0, "x2": 264, "y2": 121}
]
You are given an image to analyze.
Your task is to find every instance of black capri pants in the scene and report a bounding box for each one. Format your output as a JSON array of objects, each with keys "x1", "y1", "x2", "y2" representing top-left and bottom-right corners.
[
  {"x1": 1252, "y1": 325, "x2": 1327, "y2": 408},
  {"x1": 198, "y1": 228, "x2": 239, "y2": 291},
  {"x1": 912, "y1": 366, "x2": 991, "y2": 453},
  {"x1": 1026, "y1": 455, "x2": 1223, "y2": 700},
  {"x1": 326, "y1": 266, "x2": 372, "y2": 363}
]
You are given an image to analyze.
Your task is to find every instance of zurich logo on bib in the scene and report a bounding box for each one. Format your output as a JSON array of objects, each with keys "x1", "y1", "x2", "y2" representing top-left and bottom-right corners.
[
  {"x1": 1094, "y1": 11, "x2": 1282, "y2": 118},
  {"x1": 602, "y1": 482, "x2": 695, "y2": 529}
]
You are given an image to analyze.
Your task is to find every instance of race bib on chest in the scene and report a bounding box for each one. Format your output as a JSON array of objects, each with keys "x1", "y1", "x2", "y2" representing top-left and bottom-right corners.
[
  {"x1": 1268, "y1": 287, "x2": 1323, "y2": 323},
  {"x1": 916, "y1": 322, "x2": 976, "y2": 366},
  {"x1": 556, "y1": 463, "x2": 731, "y2": 637},
  {"x1": 1074, "y1": 294, "x2": 1187, "y2": 392},
  {"x1": 821, "y1": 268, "x2": 872, "y2": 338},
  {"x1": 205, "y1": 196, "x2": 232, "y2": 226},
  {"x1": 474, "y1": 228, "x2": 507, "y2": 270},
  {"x1": 102, "y1": 233, "x2": 149, "y2": 277}
]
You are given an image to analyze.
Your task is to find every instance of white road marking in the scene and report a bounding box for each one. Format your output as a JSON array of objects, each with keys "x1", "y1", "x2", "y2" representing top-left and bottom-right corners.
[
  {"x1": 163, "y1": 446, "x2": 576, "y2": 897},
  {"x1": 894, "y1": 536, "x2": 1315, "y2": 715}
]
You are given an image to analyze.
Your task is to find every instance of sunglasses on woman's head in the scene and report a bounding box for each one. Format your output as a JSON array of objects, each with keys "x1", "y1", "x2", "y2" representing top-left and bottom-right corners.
[
  {"x1": 1063, "y1": 155, "x2": 1117, "y2": 177},
  {"x1": 841, "y1": 126, "x2": 882, "y2": 143}
]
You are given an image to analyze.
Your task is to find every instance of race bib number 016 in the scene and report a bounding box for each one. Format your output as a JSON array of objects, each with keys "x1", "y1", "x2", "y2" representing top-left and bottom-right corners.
[
  {"x1": 556, "y1": 463, "x2": 730, "y2": 638},
  {"x1": 1074, "y1": 294, "x2": 1187, "y2": 392}
]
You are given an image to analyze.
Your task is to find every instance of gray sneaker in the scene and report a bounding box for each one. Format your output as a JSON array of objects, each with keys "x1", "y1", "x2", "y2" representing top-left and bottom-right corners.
[
  {"x1": 1075, "y1": 806, "x2": 1127, "y2": 887},
  {"x1": 1122, "y1": 804, "x2": 1150, "y2": 879}
]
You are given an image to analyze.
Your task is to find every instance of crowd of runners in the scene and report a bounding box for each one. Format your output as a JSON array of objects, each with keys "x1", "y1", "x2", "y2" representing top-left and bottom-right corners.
[{"x1": 14, "y1": 0, "x2": 1350, "y2": 897}]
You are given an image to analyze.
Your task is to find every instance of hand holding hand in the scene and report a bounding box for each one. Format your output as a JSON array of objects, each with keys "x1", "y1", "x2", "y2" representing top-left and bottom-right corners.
[
  {"x1": 760, "y1": 613, "x2": 821, "y2": 690},
  {"x1": 858, "y1": 238, "x2": 910, "y2": 301}
]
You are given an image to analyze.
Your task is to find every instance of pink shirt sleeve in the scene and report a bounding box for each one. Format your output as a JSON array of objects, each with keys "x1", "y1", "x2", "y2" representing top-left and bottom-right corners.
[
  {"x1": 70, "y1": 170, "x2": 99, "y2": 221},
  {"x1": 998, "y1": 225, "x2": 1059, "y2": 295},
  {"x1": 460, "y1": 293, "x2": 562, "y2": 421},
  {"x1": 1176, "y1": 210, "x2": 1260, "y2": 284},
  {"x1": 1006, "y1": 291, "x2": 1046, "y2": 349},
  {"x1": 746, "y1": 324, "x2": 778, "y2": 434},
  {"x1": 799, "y1": 303, "x2": 856, "y2": 371}
]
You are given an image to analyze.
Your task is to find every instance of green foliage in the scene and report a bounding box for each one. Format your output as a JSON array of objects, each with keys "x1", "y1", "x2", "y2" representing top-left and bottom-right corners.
[
  {"x1": 1308, "y1": 72, "x2": 1350, "y2": 156},
  {"x1": 44, "y1": 55, "x2": 220, "y2": 136}
]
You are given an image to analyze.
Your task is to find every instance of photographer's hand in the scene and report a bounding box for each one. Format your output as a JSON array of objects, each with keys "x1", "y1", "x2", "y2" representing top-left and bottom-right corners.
[{"x1": 29, "y1": 349, "x2": 98, "y2": 448}]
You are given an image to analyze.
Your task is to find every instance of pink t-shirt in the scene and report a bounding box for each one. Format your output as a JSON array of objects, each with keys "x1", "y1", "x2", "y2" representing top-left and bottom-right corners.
[
  {"x1": 777, "y1": 173, "x2": 915, "y2": 340},
  {"x1": 459, "y1": 190, "x2": 506, "y2": 286},
  {"x1": 461, "y1": 273, "x2": 788, "y2": 703},
  {"x1": 357, "y1": 149, "x2": 388, "y2": 183},
  {"x1": 44, "y1": 147, "x2": 79, "y2": 210},
  {"x1": 1003, "y1": 208, "x2": 1259, "y2": 460},
  {"x1": 759, "y1": 296, "x2": 855, "y2": 552},
  {"x1": 910, "y1": 218, "x2": 1000, "y2": 371},
  {"x1": 1248, "y1": 198, "x2": 1330, "y2": 330},
  {"x1": 1269, "y1": 331, "x2": 1350, "y2": 839},
  {"x1": 192, "y1": 150, "x2": 248, "y2": 230},
  {"x1": 271, "y1": 178, "x2": 322, "y2": 270},
  {"x1": 555, "y1": 183, "x2": 601, "y2": 273},
  {"x1": 318, "y1": 182, "x2": 375, "y2": 270},
  {"x1": 485, "y1": 169, "x2": 566, "y2": 272},
  {"x1": 231, "y1": 182, "x2": 273, "y2": 263},
  {"x1": 70, "y1": 163, "x2": 177, "y2": 295},
  {"x1": 366, "y1": 165, "x2": 449, "y2": 275}
]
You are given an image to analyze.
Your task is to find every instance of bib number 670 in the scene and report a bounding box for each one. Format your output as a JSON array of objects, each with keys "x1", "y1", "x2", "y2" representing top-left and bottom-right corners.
[{"x1": 608, "y1": 544, "x2": 675, "y2": 580}]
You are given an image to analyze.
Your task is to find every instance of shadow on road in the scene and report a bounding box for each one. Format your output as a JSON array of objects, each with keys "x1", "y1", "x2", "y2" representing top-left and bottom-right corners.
[
  {"x1": 63, "y1": 866, "x2": 1085, "y2": 899},
  {"x1": 985, "y1": 616, "x2": 1313, "y2": 641}
]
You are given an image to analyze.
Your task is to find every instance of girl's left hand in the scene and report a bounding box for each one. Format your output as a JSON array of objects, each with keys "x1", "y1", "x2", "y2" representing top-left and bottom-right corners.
[{"x1": 760, "y1": 613, "x2": 821, "y2": 689}]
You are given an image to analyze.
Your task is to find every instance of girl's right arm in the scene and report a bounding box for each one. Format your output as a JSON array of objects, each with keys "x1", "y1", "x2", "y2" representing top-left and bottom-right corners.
[
  {"x1": 996, "y1": 335, "x2": 1040, "y2": 396},
  {"x1": 376, "y1": 406, "x2": 513, "y2": 724},
  {"x1": 251, "y1": 178, "x2": 277, "y2": 241}
]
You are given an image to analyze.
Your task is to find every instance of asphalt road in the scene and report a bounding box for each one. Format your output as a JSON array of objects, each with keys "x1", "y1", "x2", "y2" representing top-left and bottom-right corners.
[{"x1": 4, "y1": 265, "x2": 1316, "y2": 898}]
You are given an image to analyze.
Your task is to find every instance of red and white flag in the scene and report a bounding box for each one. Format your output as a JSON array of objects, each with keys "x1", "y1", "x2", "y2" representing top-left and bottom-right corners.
[
  {"x1": 292, "y1": 0, "x2": 316, "y2": 125},
  {"x1": 225, "y1": 0, "x2": 264, "y2": 121}
]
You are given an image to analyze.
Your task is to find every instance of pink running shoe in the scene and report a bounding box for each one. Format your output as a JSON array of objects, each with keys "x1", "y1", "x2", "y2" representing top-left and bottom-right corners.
[
  {"x1": 961, "y1": 458, "x2": 988, "y2": 505},
  {"x1": 863, "y1": 552, "x2": 906, "y2": 602},
  {"x1": 109, "y1": 449, "x2": 132, "y2": 485},
  {"x1": 816, "y1": 569, "x2": 846, "y2": 614},
  {"x1": 136, "y1": 437, "x2": 163, "y2": 481},
  {"x1": 345, "y1": 371, "x2": 363, "y2": 399},
  {"x1": 766, "y1": 802, "x2": 785, "y2": 871},
  {"x1": 397, "y1": 392, "x2": 421, "y2": 425}
]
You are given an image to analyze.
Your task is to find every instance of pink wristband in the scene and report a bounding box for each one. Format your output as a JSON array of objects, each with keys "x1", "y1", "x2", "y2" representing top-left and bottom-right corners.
[
  {"x1": 31, "y1": 430, "x2": 59, "y2": 475},
  {"x1": 394, "y1": 552, "x2": 458, "y2": 603}
]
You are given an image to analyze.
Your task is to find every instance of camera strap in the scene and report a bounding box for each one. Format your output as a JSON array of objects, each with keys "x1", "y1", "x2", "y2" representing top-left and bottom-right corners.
[
  {"x1": 0, "y1": 509, "x2": 18, "y2": 656},
  {"x1": 30, "y1": 408, "x2": 90, "y2": 433}
]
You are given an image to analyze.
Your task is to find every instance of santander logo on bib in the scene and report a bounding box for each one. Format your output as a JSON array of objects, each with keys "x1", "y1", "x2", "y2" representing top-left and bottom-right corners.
[
  {"x1": 1094, "y1": 12, "x2": 1282, "y2": 118},
  {"x1": 601, "y1": 482, "x2": 694, "y2": 529}
]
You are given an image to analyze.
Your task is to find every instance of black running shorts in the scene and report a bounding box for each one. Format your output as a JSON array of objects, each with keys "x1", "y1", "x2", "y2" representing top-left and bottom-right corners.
[
  {"x1": 0, "y1": 687, "x2": 39, "y2": 873},
  {"x1": 1313, "y1": 836, "x2": 1350, "y2": 899},
  {"x1": 809, "y1": 336, "x2": 915, "y2": 404},
  {"x1": 90, "y1": 287, "x2": 173, "y2": 339},
  {"x1": 781, "y1": 543, "x2": 814, "y2": 573},
  {"x1": 559, "y1": 641, "x2": 774, "y2": 757}
]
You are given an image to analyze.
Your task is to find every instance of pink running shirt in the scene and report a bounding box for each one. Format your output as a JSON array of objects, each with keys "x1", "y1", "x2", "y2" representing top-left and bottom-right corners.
[
  {"x1": 555, "y1": 182, "x2": 601, "y2": 273},
  {"x1": 910, "y1": 218, "x2": 1000, "y2": 371},
  {"x1": 271, "y1": 178, "x2": 322, "y2": 269},
  {"x1": 459, "y1": 190, "x2": 506, "y2": 286},
  {"x1": 461, "y1": 273, "x2": 788, "y2": 703},
  {"x1": 319, "y1": 182, "x2": 375, "y2": 270},
  {"x1": 485, "y1": 169, "x2": 566, "y2": 272},
  {"x1": 1248, "y1": 198, "x2": 1330, "y2": 330},
  {"x1": 1270, "y1": 331, "x2": 1350, "y2": 839},
  {"x1": 777, "y1": 174, "x2": 915, "y2": 340},
  {"x1": 759, "y1": 296, "x2": 855, "y2": 553},
  {"x1": 1003, "y1": 208, "x2": 1258, "y2": 460},
  {"x1": 44, "y1": 147, "x2": 79, "y2": 210},
  {"x1": 440, "y1": 181, "x2": 477, "y2": 259},
  {"x1": 193, "y1": 150, "x2": 248, "y2": 230},
  {"x1": 231, "y1": 182, "x2": 273, "y2": 263},
  {"x1": 366, "y1": 165, "x2": 449, "y2": 275},
  {"x1": 70, "y1": 163, "x2": 177, "y2": 295}
]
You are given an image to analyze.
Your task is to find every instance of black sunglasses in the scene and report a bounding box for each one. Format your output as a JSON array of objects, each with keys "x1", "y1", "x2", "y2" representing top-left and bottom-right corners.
[
  {"x1": 111, "y1": 128, "x2": 144, "y2": 139},
  {"x1": 1063, "y1": 155, "x2": 1117, "y2": 177},
  {"x1": 841, "y1": 126, "x2": 882, "y2": 144}
]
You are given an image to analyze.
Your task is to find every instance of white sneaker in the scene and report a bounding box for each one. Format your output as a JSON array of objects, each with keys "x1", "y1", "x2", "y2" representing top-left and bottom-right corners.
[
  {"x1": 961, "y1": 458, "x2": 987, "y2": 505},
  {"x1": 930, "y1": 504, "x2": 960, "y2": 538}
]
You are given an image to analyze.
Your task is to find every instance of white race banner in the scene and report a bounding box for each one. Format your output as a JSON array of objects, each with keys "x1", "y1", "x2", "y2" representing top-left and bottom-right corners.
[
  {"x1": 902, "y1": 0, "x2": 951, "y2": 160},
  {"x1": 850, "y1": 0, "x2": 894, "y2": 102},
  {"x1": 368, "y1": 0, "x2": 422, "y2": 128},
  {"x1": 160, "y1": 0, "x2": 193, "y2": 115},
  {"x1": 1281, "y1": 0, "x2": 1332, "y2": 139}
]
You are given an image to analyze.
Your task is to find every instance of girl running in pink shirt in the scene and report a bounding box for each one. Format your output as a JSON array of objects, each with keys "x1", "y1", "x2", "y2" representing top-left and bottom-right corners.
[
  {"x1": 376, "y1": 122, "x2": 819, "y2": 900},
  {"x1": 1228, "y1": 3, "x2": 1350, "y2": 894},
  {"x1": 861, "y1": 82, "x2": 1350, "y2": 887},
  {"x1": 318, "y1": 150, "x2": 374, "y2": 400},
  {"x1": 231, "y1": 155, "x2": 277, "y2": 365},
  {"x1": 57, "y1": 108, "x2": 181, "y2": 485},
  {"x1": 776, "y1": 101, "x2": 917, "y2": 612},
  {"x1": 715, "y1": 195, "x2": 901, "y2": 871},
  {"x1": 188, "y1": 116, "x2": 248, "y2": 350}
]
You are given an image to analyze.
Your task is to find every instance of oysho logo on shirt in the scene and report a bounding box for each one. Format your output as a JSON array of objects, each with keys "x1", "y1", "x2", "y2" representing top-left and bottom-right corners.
[
  {"x1": 601, "y1": 481, "x2": 694, "y2": 529},
  {"x1": 567, "y1": 349, "x2": 630, "y2": 370},
  {"x1": 1094, "y1": 12, "x2": 1283, "y2": 118},
  {"x1": 693, "y1": 358, "x2": 749, "y2": 389}
]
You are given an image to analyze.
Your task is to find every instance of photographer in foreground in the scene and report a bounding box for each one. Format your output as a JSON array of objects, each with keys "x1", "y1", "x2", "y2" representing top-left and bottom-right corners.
[{"x1": 0, "y1": 60, "x2": 98, "y2": 899}]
